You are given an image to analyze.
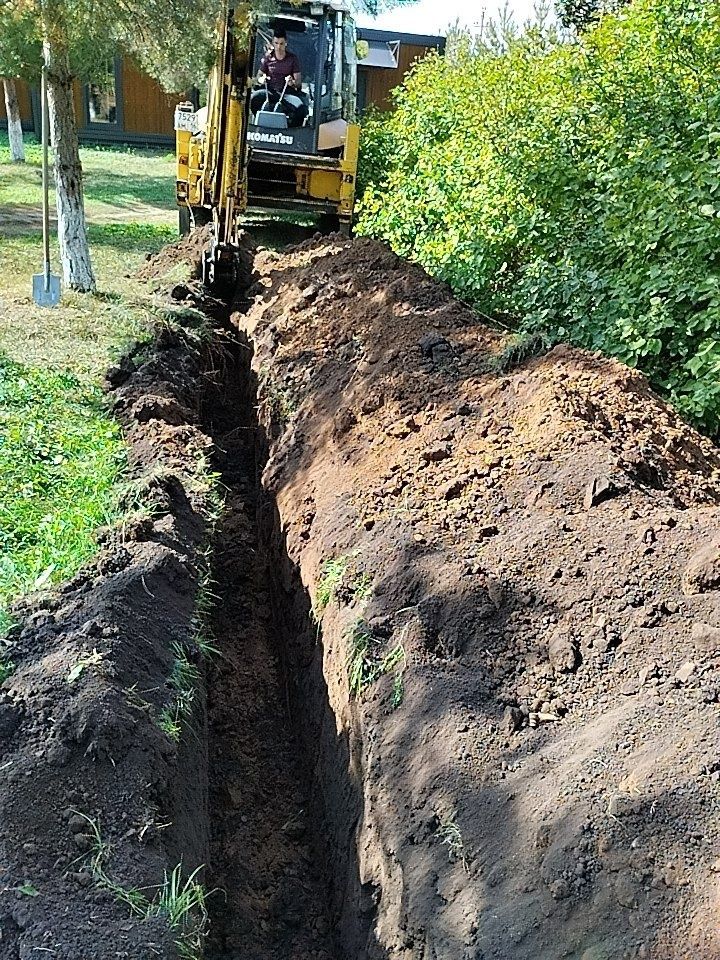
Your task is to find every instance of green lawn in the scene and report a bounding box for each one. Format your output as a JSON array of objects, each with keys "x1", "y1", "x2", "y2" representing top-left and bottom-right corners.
[
  {"x1": 0, "y1": 136, "x2": 176, "y2": 224},
  {"x1": 0, "y1": 133, "x2": 183, "y2": 633}
]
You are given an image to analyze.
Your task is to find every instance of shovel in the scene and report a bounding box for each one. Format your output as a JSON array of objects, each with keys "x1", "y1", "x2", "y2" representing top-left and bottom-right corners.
[{"x1": 33, "y1": 65, "x2": 61, "y2": 307}]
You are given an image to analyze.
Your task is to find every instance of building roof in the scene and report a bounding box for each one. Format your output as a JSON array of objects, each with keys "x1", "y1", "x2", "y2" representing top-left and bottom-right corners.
[{"x1": 356, "y1": 27, "x2": 446, "y2": 50}]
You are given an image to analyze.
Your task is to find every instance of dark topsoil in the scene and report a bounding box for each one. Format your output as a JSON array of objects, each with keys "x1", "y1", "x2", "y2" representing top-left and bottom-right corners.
[
  {"x1": 243, "y1": 236, "x2": 720, "y2": 960},
  {"x1": 2, "y1": 230, "x2": 720, "y2": 960},
  {"x1": 0, "y1": 316, "x2": 226, "y2": 958}
]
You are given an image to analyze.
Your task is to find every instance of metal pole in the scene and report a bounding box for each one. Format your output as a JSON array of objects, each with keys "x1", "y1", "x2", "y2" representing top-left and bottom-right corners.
[{"x1": 41, "y1": 65, "x2": 50, "y2": 293}]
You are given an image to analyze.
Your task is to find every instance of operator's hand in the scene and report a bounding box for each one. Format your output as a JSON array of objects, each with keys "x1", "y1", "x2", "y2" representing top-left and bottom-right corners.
[{"x1": 258, "y1": 71, "x2": 268, "y2": 83}]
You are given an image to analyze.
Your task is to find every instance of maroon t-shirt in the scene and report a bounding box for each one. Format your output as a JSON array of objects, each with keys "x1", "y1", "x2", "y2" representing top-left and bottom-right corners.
[{"x1": 260, "y1": 50, "x2": 301, "y2": 92}]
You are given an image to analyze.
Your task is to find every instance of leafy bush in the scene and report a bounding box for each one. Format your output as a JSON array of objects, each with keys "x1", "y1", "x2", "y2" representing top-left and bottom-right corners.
[
  {"x1": 357, "y1": 0, "x2": 720, "y2": 434},
  {"x1": 356, "y1": 106, "x2": 395, "y2": 199}
]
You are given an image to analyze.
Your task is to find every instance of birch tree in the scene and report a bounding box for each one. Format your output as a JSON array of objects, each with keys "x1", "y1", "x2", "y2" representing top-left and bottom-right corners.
[
  {"x1": 0, "y1": 9, "x2": 38, "y2": 162},
  {"x1": 3, "y1": 79, "x2": 25, "y2": 161}
]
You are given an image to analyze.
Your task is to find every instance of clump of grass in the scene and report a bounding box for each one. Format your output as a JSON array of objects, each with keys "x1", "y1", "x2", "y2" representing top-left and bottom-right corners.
[
  {"x1": 391, "y1": 674, "x2": 404, "y2": 710},
  {"x1": 0, "y1": 655, "x2": 16, "y2": 684},
  {"x1": 150, "y1": 863, "x2": 209, "y2": 958},
  {"x1": 169, "y1": 643, "x2": 201, "y2": 692},
  {"x1": 157, "y1": 643, "x2": 200, "y2": 743},
  {"x1": 76, "y1": 811, "x2": 209, "y2": 958},
  {"x1": 257, "y1": 363, "x2": 298, "y2": 424},
  {"x1": 16, "y1": 882, "x2": 40, "y2": 897},
  {"x1": 313, "y1": 555, "x2": 351, "y2": 619},
  {"x1": 346, "y1": 619, "x2": 405, "y2": 699},
  {"x1": 158, "y1": 706, "x2": 183, "y2": 742},
  {"x1": 0, "y1": 355, "x2": 126, "y2": 626},
  {"x1": 312, "y1": 554, "x2": 374, "y2": 622},
  {"x1": 66, "y1": 648, "x2": 104, "y2": 684},
  {"x1": 487, "y1": 331, "x2": 554, "y2": 374},
  {"x1": 436, "y1": 814, "x2": 467, "y2": 867},
  {"x1": 352, "y1": 572, "x2": 373, "y2": 603}
]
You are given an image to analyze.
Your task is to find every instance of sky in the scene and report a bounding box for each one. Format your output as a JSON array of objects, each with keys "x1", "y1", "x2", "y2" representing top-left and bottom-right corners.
[{"x1": 355, "y1": 0, "x2": 539, "y2": 36}]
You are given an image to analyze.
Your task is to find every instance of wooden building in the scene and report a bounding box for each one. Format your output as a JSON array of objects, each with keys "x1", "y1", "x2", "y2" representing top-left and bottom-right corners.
[
  {"x1": 356, "y1": 29, "x2": 444, "y2": 113},
  {"x1": 1, "y1": 60, "x2": 181, "y2": 147},
  {"x1": 1, "y1": 29, "x2": 444, "y2": 147}
]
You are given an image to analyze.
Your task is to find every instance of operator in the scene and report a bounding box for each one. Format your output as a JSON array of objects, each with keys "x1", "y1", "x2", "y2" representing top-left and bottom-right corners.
[{"x1": 251, "y1": 27, "x2": 308, "y2": 127}]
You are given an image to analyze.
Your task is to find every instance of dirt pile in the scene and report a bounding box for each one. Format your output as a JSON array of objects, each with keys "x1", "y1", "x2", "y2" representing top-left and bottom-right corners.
[
  {"x1": 4, "y1": 228, "x2": 720, "y2": 960},
  {"x1": 0, "y1": 319, "x2": 228, "y2": 959},
  {"x1": 0, "y1": 259, "x2": 345, "y2": 960},
  {"x1": 244, "y1": 236, "x2": 720, "y2": 960},
  {"x1": 136, "y1": 226, "x2": 211, "y2": 282}
]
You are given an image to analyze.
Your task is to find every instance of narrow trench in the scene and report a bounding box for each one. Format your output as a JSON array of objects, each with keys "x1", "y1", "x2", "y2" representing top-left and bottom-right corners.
[{"x1": 199, "y1": 331, "x2": 340, "y2": 960}]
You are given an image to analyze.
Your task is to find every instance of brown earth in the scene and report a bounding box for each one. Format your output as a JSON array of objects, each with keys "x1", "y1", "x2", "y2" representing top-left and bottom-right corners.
[
  {"x1": 2, "y1": 229, "x2": 720, "y2": 960},
  {"x1": 0, "y1": 319, "x2": 224, "y2": 958},
  {"x1": 136, "y1": 227, "x2": 211, "y2": 282},
  {"x1": 0, "y1": 242, "x2": 342, "y2": 960},
  {"x1": 243, "y1": 236, "x2": 720, "y2": 960}
]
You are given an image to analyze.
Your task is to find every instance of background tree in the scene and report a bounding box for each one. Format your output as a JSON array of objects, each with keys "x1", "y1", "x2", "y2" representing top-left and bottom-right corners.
[
  {"x1": 0, "y1": 8, "x2": 40, "y2": 162},
  {"x1": 556, "y1": 0, "x2": 628, "y2": 32},
  {"x1": 0, "y1": 0, "x2": 220, "y2": 292},
  {"x1": 3, "y1": 79, "x2": 25, "y2": 162}
]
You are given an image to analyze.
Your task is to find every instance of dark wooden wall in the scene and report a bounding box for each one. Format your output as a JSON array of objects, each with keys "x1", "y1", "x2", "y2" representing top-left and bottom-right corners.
[
  {"x1": 358, "y1": 42, "x2": 434, "y2": 112},
  {"x1": 122, "y1": 60, "x2": 178, "y2": 138},
  {"x1": 0, "y1": 62, "x2": 179, "y2": 143}
]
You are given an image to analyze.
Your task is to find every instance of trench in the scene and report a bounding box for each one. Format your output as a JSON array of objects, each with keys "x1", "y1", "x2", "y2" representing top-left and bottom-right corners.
[{"x1": 195, "y1": 318, "x2": 376, "y2": 960}]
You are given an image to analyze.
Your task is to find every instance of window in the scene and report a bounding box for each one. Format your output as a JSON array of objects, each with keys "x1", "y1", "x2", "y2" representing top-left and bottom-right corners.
[{"x1": 85, "y1": 61, "x2": 120, "y2": 125}]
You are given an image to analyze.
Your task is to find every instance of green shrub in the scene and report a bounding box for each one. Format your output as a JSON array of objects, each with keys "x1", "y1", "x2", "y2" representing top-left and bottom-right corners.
[{"x1": 357, "y1": 0, "x2": 720, "y2": 434}]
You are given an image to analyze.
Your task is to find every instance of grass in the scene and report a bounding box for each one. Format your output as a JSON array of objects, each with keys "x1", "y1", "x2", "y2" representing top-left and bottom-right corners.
[
  {"x1": 346, "y1": 619, "x2": 405, "y2": 699},
  {"x1": 0, "y1": 132, "x2": 182, "y2": 631},
  {"x1": 158, "y1": 643, "x2": 201, "y2": 743},
  {"x1": 313, "y1": 555, "x2": 351, "y2": 619},
  {"x1": 77, "y1": 811, "x2": 209, "y2": 958},
  {"x1": 487, "y1": 330, "x2": 554, "y2": 375},
  {"x1": 0, "y1": 658, "x2": 15, "y2": 684},
  {"x1": 391, "y1": 673, "x2": 404, "y2": 709},
  {"x1": 257, "y1": 363, "x2": 298, "y2": 425},
  {"x1": 0, "y1": 358, "x2": 126, "y2": 613},
  {"x1": 0, "y1": 134, "x2": 176, "y2": 221},
  {"x1": 66, "y1": 648, "x2": 104, "y2": 684},
  {"x1": 16, "y1": 882, "x2": 40, "y2": 896},
  {"x1": 436, "y1": 815, "x2": 467, "y2": 867},
  {"x1": 312, "y1": 553, "x2": 374, "y2": 622}
]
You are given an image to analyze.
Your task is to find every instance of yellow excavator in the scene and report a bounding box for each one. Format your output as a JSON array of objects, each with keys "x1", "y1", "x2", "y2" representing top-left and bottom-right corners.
[{"x1": 174, "y1": 0, "x2": 361, "y2": 290}]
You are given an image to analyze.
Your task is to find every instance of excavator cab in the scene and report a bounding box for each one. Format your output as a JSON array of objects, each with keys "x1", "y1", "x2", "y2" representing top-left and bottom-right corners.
[
  {"x1": 245, "y1": 3, "x2": 359, "y2": 229},
  {"x1": 175, "y1": 0, "x2": 359, "y2": 291}
]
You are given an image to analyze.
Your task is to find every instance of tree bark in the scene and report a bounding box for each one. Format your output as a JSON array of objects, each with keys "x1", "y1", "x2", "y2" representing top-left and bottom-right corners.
[
  {"x1": 41, "y1": 23, "x2": 95, "y2": 292},
  {"x1": 3, "y1": 79, "x2": 25, "y2": 162}
]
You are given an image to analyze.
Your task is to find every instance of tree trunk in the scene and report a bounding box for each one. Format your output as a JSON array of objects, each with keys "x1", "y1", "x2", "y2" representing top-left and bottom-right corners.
[
  {"x1": 41, "y1": 27, "x2": 95, "y2": 292},
  {"x1": 3, "y1": 79, "x2": 25, "y2": 163}
]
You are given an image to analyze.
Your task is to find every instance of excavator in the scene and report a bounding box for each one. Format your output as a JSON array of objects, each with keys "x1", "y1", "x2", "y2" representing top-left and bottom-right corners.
[{"x1": 174, "y1": 0, "x2": 361, "y2": 290}]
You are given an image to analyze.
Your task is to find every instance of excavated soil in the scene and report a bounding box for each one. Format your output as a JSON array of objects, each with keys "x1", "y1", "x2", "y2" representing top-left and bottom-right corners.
[
  {"x1": 2, "y1": 230, "x2": 720, "y2": 960},
  {"x1": 136, "y1": 227, "x2": 212, "y2": 282},
  {"x1": 0, "y1": 319, "x2": 225, "y2": 958},
  {"x1": 243, "y1": 236, "x2": 720, "y2": 960}
]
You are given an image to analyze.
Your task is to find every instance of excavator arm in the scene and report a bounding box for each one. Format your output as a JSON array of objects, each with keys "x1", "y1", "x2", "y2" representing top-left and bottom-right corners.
[{"x1": 176, "y1": 1, "x2": 253, "y2": 290}]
